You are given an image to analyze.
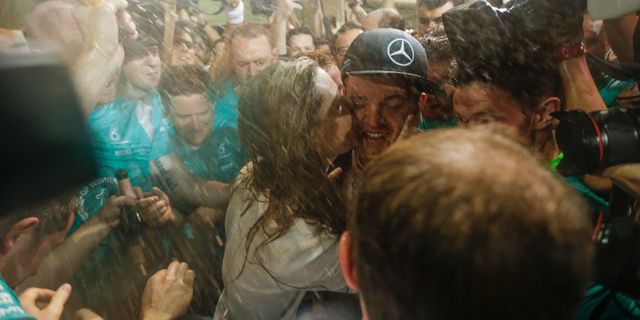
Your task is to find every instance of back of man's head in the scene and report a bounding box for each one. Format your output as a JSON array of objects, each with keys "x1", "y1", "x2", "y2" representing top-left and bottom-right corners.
[
  {"x1": 0, "y1": 193, "x2": 76, "y2": 251},
  {"x1": 0, "y1": 193, "x2": 76, "y2": 287},
  {"x1": 444, "y1": 1, "x2": 560, "y2": 111},
  {"x1": 348, "y1": 126, "x2": 593, "y2": 320}
]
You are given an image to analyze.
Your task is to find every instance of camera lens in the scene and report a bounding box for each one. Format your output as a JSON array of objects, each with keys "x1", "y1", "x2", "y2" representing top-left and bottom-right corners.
[{"x1": 554, "y1": 106, "x2": 640, "y2": 175}]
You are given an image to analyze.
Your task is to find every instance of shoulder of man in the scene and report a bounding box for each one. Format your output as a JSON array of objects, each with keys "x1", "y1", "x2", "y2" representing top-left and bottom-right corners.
[{"x1": 0, "y1": 278, "x2": 35, "y2": 320}]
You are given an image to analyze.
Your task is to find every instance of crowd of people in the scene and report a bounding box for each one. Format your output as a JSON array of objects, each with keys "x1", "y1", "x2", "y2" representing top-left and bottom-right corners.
[{"x1": 0, "y1": 0, "x2": 640, "y2": 319}]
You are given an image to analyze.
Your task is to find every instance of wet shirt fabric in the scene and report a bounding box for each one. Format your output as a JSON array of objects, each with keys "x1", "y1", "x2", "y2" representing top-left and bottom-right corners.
[
  {"x1": 88, "y1": 92, "x2": 172, "y2": 193},
  {"x1": 214, "y1": 165, "x2": 348, "y2": 320},
  {"x1": 170, "y1": 126, "x2": 246, "y2": 184},
  {"x1": 0, "y1": 277, "x2": 34, "y2": 320},
  {"x1": 213, "y1": 81, "x2": 239, "y2": 129},
  {"x1": 597, "y1": 74, "x2": 637, "y2": 108}
]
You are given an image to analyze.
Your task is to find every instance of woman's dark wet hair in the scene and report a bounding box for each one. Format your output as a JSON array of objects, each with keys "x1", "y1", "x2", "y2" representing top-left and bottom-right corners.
[{"x1": 237, "y1": 58, "x2": 347, "y2": 249}]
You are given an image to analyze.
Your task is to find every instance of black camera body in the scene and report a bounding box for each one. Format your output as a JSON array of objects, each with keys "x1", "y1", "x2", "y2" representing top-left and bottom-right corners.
[
  {"x1": 554, "y1": 107, "x2": 640, "y2": 177},
  {"x1": 554, "y1": 106, "x2": 640, "y2": 300}
]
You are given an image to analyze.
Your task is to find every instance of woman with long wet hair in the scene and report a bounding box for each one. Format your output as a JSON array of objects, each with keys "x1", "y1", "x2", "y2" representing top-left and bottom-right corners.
[{"x1": 214, "y1": 58, "x2": 353, "y2": 319}]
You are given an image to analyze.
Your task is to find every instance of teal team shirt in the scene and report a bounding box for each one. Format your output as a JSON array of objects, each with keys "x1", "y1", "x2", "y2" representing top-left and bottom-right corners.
[
  {"x1": 169, "y1": 125, "x2": 246, "y2": 184},
  {"x1": 213, "y1": 81, "x2": 239, "y2": 129},
  {"x1": 0, "y1": 277, "x2": 34, "y2": 320},
  {"x1": 88, "y1": 92, "x2": 172, "y2": 193}
]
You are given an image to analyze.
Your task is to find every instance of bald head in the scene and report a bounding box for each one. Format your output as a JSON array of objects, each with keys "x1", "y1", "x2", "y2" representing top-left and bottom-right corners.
[{"x1": 362, "y1": 8, "x2": 405, "y2": 30}]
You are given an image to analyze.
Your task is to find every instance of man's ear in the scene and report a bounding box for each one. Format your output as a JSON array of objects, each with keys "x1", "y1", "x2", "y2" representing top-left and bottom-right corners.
[
  {"x1": 339, "y1": 231, "x2": 359, "y2": 291},
  {"x1": 1, "y1": 217, "x2": 39, "y2": 255},
  {"x1": 419, "y1": 92, "x2": 437, "y2": 118},
  {"x1": 272, "y1": 47, "x2": 280, "y2": 61},
  {"x1": 533, "y1": 97, "x2": 561, "y2": 130}
]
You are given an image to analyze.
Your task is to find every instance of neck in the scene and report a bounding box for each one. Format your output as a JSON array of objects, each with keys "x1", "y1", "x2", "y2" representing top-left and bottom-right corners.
[
  {"x1": 121, "y1": 81, "x2": 154, "y2": 103},
  {"x1": 0, "y1": 258, "x2": 16, "y2": 288},
  {"x1": 532, "y1": 128, "x2": 559, "y2": 163}
]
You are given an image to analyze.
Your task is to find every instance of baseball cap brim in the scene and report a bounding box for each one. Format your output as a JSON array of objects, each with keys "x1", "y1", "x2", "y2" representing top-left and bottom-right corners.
[{"x1": 345, "y1": 70, "x2": 445, "y2": 96}]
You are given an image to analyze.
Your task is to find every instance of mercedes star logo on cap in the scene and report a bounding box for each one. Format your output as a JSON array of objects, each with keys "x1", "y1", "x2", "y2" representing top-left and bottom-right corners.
[{"x1": 386, "y1": 38, "x2": 415, "y2": 67}]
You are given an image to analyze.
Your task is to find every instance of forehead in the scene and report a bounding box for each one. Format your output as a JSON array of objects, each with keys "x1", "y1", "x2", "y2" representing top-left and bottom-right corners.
[
  {"x1": 453, "y1": 82, "x2": 523, "y2": 115},
  {"x1": 336, "y1": 29, "x2": 362, "y2": 48},
  {"x1": 176, "y1": 31, "x2": 193, "y2": 41},
  {"x1": 169, "y1": 94, "x2": 210, "y2": 112},
  {"x1": 344, "y1": 75, "x2": 409, "y2": 98},
  {"x1": 124, "y1": 45, "x2": 159, "y2": 63},
  {"x1": 289, "y1": 33, "x2": 313, "y2": 45},
  {"x1": 231, "y1": 35, "x2": 272, "y2": 55}
]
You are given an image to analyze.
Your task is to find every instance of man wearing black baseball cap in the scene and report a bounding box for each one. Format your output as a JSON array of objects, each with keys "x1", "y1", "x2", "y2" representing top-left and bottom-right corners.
[{"x1": 339, "y1": 28, "x2": 438, "y2": 169}]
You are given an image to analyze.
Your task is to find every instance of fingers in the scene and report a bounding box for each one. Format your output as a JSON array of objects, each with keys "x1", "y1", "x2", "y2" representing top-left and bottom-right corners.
[
  {"x1": 152, "y1": 187, "x2": 170, "y2": 203},
  {"x1": 75, "y1": 308, "x2": 104, "y2": 320},
  {"x1": 133, "y1": 187, "x2": 144, "y2": 199},
  {"x1": 184, "y1": 269, "x2": 196, "y2": 286},
  {"x1": 166, "y1": 261, "x2": 180, "y2": 281},
  {"x1": 177, "y1": 261, "x2": 189, "y2": 279},
  {"x1": 138, "y1": 196, "x2": 164, "y2": 211},
  {"x1": 328, "y1": 167, "x2": 343, "y2": 182},
  {"x1": 19, "y1": 287, "x2": 56, "y2": 309},
  {"x1": 138, "y1": 197, "x2": 170, "y2": 224},
  {"x1": 112, "y1": 194, "x2": 137, "y2": 207},
  {"x1": 44, "y1": 284, "x2": 72, "y2": 320}
]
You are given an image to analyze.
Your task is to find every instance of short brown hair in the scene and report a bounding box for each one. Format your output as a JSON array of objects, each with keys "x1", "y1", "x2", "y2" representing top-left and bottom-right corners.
[
  {"x1": 296, "y1": 50, "x2": 337, "y2": 69},
  {"x1": 229, "y1": 23, "x2": 274, "y2": 47},
  {"x1": 351, "y1": 126, "x2": 593, "y2": 320},
  {"x1": 159, "y1": 64, "x2": 214, "y2": 111}
]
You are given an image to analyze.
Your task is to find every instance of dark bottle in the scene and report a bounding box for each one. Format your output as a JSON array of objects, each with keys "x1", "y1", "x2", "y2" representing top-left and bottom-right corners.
[
  {"x1": 115, "y1": 169, "x2": 148, "y2": 276},
  {"x1": 116, "y1": 169, "x2": 144, "y2": 233}
]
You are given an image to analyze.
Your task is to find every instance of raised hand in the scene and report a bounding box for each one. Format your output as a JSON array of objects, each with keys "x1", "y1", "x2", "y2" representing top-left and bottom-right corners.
[{"x1": 140, "y1": 261, "x2": 195, "y2": 320}]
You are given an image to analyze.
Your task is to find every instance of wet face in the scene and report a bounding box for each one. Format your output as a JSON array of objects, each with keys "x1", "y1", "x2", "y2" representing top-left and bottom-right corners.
[
  {"x1": 325, "y1": 64, "x2": 344, "y2": 91},
  {"x1": 344, "y1": 75, "x2": 419, "y2": 164},
  {"x1": 231, "y1": 35, "x2": 277, "y2": 83},
  {"x1": 317, "y1": 43, "x2": 332, "y2": 55},
  {"x1": 168, "y1": 94, "x2": 213, "y2": 147},
  {"x1": 453, "y1": 82, "x2": 531, "y2": 136},
  {"x1": 122, "y1": 45, "x2": 162, "y2": 91},
  {"x1": 582, "y1": 14, "x2": 606, "y2": 58},
  {"x1": 193, "y1": 34, "x2": 210, "y2": 65},
  {"x1": 288, "y1": 33, "x2": 315, "y2": 58},
  {"x1": 416, "y1": 1, "x2": 454, "y2": 36},
  {"x1": 335, "y1": 28, "x2": 362, "y2": 67},
  {"x1": 423, "y1": 58, "x2": 454, "y2": 119},
  {"x1": 171, "y1": 31, "x2": 197, "y2": 66},
  {"x1": 313, "y1": 68, "x2": 353, "y2": 160},
  {"x1": 213, "y1": 41, "x2": 226, "y2": 60}
]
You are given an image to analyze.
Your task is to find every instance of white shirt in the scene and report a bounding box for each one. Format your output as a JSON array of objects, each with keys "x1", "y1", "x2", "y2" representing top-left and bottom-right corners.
[
  {"x1": 135, "y1": 100, "x2": 154, "y2": 140},
  {"x1": 214, "y1": 166, "x2": 348, "y2": 320}
]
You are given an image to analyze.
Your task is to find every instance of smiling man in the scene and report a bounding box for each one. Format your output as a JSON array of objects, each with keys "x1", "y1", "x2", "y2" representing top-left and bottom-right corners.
[{"x1": 337, "y1": 29, "x2": 437, "y2": 199}]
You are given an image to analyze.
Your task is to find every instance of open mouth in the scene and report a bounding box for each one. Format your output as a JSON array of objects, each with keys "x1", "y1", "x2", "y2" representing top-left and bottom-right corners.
[{"x1": 363, "y1": 131, "x2": 388, "y2": 141}]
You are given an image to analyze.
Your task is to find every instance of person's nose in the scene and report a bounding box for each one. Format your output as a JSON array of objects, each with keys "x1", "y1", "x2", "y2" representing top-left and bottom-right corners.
[
  {"x1": 247, "y1": 63, "x2": 258, "y2": 77},
  {"x1": 363, "y1": 104, "x2": 382, "y2": 129}
]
